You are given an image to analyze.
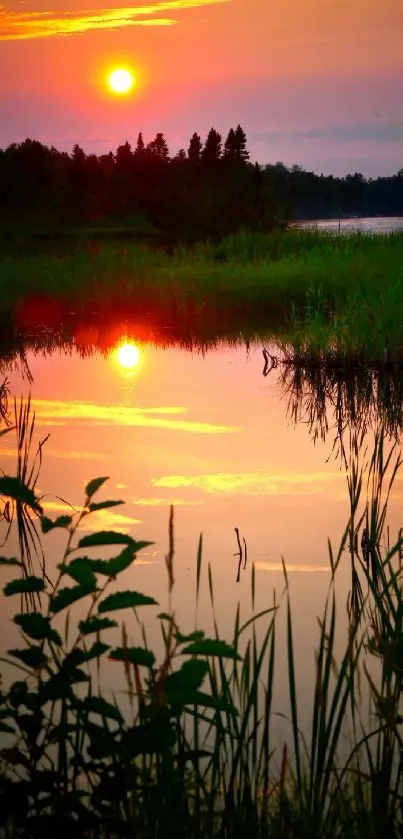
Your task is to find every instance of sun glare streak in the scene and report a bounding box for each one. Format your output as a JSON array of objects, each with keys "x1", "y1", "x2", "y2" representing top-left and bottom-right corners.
[{"x1": 116, "y1": 342, "x2": 141, "y2": 367}]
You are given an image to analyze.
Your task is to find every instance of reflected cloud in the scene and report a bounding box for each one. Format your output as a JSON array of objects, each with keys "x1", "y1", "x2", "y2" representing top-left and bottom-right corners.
[
  {"x1": 32, "y1": 399, "x2": 238, "y2": 435},
  {"x1": 255, "y1": 561, "x2": 330, "y2": 573},
  {"x1": 41, "y1": 499, "x2": 141, "y2": 532},
  {"x1": 0, "y1": 0, "x2": 229, "y2": 41},
  {"x1": 134, "y1": 497, "x2": 203, "y2": 506},
  {"x1": 152, "y1": 470, "x2": 343, "y2": 495}
]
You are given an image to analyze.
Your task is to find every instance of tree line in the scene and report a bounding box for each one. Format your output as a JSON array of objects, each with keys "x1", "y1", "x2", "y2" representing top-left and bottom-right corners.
[
  {"x1": 265, "y1": 163, "x2": 403, "y2": 220},
  {"x1": 0, "y1": 127, "x2": 402, "y2": 243},
  {"x1": 0, "y1": 127, "x2": 277, "y2": 242}
]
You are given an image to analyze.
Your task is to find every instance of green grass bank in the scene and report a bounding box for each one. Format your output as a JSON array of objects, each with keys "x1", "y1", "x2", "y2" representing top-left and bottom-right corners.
[{"x1": 1, "y1": 229, "x2": 403, "y2": 360}]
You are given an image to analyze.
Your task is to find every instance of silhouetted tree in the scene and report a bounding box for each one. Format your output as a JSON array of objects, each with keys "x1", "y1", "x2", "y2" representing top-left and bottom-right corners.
[
  {"x1": 147, "y1": 133, "x2": 169, "y2": 161},
  {"x1": 188, "y1": 132, "x2": 202, "y2": 163},
  {"x1": 134, "y1": 132, "x2": 145, "y2": 159},
  {"x1": 223, "y1": 128, "x2": 237, "y2": 163},
  {"x1": 201, "y1": 128, "x2": 222, "y2": 166},
  {"x1": 234, "y1": 125, "x2": 249, "y2": 163}
]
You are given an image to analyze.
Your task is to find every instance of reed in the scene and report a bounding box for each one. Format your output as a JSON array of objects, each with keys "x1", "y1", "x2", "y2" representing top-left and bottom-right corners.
[{"x1": 0, "y1": 401, "x2": 403, "y2": 837}]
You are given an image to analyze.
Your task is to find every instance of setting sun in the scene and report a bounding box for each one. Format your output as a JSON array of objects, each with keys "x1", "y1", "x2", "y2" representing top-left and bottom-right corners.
[
  {"x1": 108, "y1": 68, "x2": 135, "y2": 95},
  {"x1": 116, "y1": 342, "x2": 141, "y2": 368}
]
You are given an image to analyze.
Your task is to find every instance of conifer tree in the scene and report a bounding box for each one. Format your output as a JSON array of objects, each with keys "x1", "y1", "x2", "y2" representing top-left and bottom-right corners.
[
  {"x1": 223, "y1": 128, "x2": 237, "y2": 162},
  {"x1": 188, "y1": 132, "x2": 202, "y2": 163},
  {"x1": 234, "y1": 125, "x2": 249, "y2": 163},
  {"x1": 201, "y1": 128, "x2": 222, "y2": 165}
]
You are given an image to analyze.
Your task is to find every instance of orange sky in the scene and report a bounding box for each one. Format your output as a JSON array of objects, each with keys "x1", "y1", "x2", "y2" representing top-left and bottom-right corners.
[{"x1": 0, "y1": 0, "x2": 402, "y2": 173}]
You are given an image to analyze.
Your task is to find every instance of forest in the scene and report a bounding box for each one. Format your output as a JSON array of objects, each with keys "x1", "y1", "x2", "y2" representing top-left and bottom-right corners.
[{"x1": 0, "y1": 126, "x2": 402, "y2": 243}]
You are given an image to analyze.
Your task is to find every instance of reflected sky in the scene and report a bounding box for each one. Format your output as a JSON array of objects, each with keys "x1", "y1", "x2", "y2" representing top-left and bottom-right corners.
[{"x1": 1, "y1": 337, "x2": 402, "y2": 726}]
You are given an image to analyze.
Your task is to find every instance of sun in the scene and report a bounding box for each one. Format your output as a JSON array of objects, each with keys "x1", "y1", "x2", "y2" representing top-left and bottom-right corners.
[
  {"x1": 116, "y1": 342, "x2": 141, "y2": 369},
  {"x1": 108, "y1": 68, "x2": 135, "y2": 95}
]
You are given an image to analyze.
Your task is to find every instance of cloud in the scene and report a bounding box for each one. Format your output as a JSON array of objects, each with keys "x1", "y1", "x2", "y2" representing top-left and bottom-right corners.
[
  {"x1": 152, "y1": 470, "x2": 343, "y2": 496},
  {"x1": 0, "y1": 0, "x2": 228, "y2": 40},
  {"x1": 32, "y1": 398, "x2": 238, "y2": 435},
  {"x1": 254, "y1": 122, "x2": 403, "y2": 145}
]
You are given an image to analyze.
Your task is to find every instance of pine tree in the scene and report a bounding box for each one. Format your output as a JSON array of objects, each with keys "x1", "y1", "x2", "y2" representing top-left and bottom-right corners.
[
  {"x1": 234, "y1": 125, "x2": 249, "y2": 163},
  {"x1": 223, "y1": 128, "x2": 237, "y2": 163},
  {"x1": 188, "y1": 132, "x2": 202, "y2": 163},
  {"x1": 147, "y1": 132, "x2": 169, "y2": 161},
  {"x1": 201, "y1": 128, "x2": 222, "y2": 166},
  {"x1": 134, "y1": 132, "x2": 145, "y2": 158},
  {"x1": 115, "y1": 141, "x2": 132, "y2": 169}
]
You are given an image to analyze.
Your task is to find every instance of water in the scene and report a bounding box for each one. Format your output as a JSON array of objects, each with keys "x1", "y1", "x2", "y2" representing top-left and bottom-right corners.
[
  {"x1": 296, "y1": 216, "x2": 403, "y2": 234},
  {"x1": 1, "y1": 338, "x2": 401, "y2": 735}
]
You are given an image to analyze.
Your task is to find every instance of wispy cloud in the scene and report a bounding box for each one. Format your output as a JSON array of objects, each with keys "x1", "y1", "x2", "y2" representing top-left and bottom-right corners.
[
  {"x1": 255, "y1": 123, "x2": 403, "y2": 145},
  {"x1": 32, "y1": 399, "x2": 238, "y2": 435},
  {"x1": 152, "y1": 470, "x2": 343, "y2": 496},
  {"x1": 0, "y1": 0, "x2": 228, "y2": 40}
]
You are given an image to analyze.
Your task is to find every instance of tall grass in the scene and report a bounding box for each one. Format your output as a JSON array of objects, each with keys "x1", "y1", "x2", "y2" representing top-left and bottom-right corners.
[
  {"x1": 0, "y1": 400, "x2": 403, "y2": 837},
  {"x1": 1, "y1": 230, "x2": 403, "y2": 360}
]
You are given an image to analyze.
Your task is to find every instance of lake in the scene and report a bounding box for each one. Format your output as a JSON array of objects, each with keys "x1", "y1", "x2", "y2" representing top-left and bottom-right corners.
[
  {"x1": 1, "y1": 334, "x2": 401, "y2": 737},
  {"x1": 296, "y1": 215, "x2": 403, "y2": 234}
]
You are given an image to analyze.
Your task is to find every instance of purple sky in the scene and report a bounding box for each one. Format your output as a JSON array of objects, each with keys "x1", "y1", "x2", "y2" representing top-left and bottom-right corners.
[{"x1": 0, "y1": 0, "x2": 402, "y2": 175}]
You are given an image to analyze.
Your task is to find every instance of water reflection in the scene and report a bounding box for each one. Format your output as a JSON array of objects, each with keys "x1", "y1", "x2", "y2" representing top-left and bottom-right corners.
[
  {"x1": 1, "y1": 329, "x2": 403, "y2": 740},
  {"x1": 275, "y1": 353, "x2": 403, "y2": 448}
]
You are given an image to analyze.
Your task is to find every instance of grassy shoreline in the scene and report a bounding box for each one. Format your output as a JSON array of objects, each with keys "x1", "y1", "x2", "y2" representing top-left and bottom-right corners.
[{"x1": 1, "y1": 229, "x2": 403, "y2": 361}]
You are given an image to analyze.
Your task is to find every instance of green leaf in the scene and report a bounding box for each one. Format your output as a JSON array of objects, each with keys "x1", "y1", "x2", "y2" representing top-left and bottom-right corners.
[
  {"x1": 181, "y1": 639, "x2": 241, "y2": 660},
  {"x1": 13, "y1": 613, "x2": 62, "y2": 645},
  {"x1": 79, "y1": 616, "x2": 118, "y2": 636},
  {"x1": 8, "y1": 647, "x2": 48, "y2": 669},
  {"x1": 0, "y1": 722, "x2": 15, "y2": 734},
  {"x1": 41, "y1": 515, "x2": 73, "y2": 533},
  {"x1": 87, "y1": 544, "x2": 153, "y2": 578},
  {"x1": 73, "y1": 641, "x2": 110, "y2": 663},
  {"x1": 83, "y1": 696, "x2": 123, "y2": 723},
  {"x1": 98, "y1": 591, "x2": 157, "y2": 613},
  {"x1": 0, "y1": 557, "x2": 22, "y2": 567},
  {"x1": 4, "y1": 577, "x2": 45, "y2": 597},
  {"x1": 185, "y1": 690, "x2": 238, "y2": 714},
  {"x1": 0, "y1": 476, "x2": 42, "y2": 513},
  {"x1": 175, "y1": 630, "x2": 205, "y2": 644},
  {"x1": 165, "y1": 660, "x2": 208, "y2": 692},
  {"x1": 77, "y1": 531, "x2": 134, "y2": 549},
  {"x1": 85, "y1": 477, "x2": 109, "y2": 499},
  {"x1": 58, "y1": 558, "x2": 97, "y2": 590},
  {"x1": 109, "y1": 647, "x2": 155, "y2": 667},
  {"x1": 88, "y1": 500, "x2": 124, "y2": 512},
  {"x1": 49, "y1": 585, "x2": 93, "y2": 614}
]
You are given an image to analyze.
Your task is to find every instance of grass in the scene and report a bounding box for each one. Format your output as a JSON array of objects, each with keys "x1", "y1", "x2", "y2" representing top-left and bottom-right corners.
[
  {"x1": 1, "y1": 229, "x2": 403, "y2": 362},
  {"x1": 1, "y1": 393, "x2": 403, "y2": 837}
]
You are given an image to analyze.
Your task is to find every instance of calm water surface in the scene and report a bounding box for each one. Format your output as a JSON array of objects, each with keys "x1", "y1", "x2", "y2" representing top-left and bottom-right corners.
[
  {"x1": 297, "y1": 216, "x2": 403, "y2": 234},
  {"x1": 1, "y1": 340, "x2": 401, "y2": 731}
]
